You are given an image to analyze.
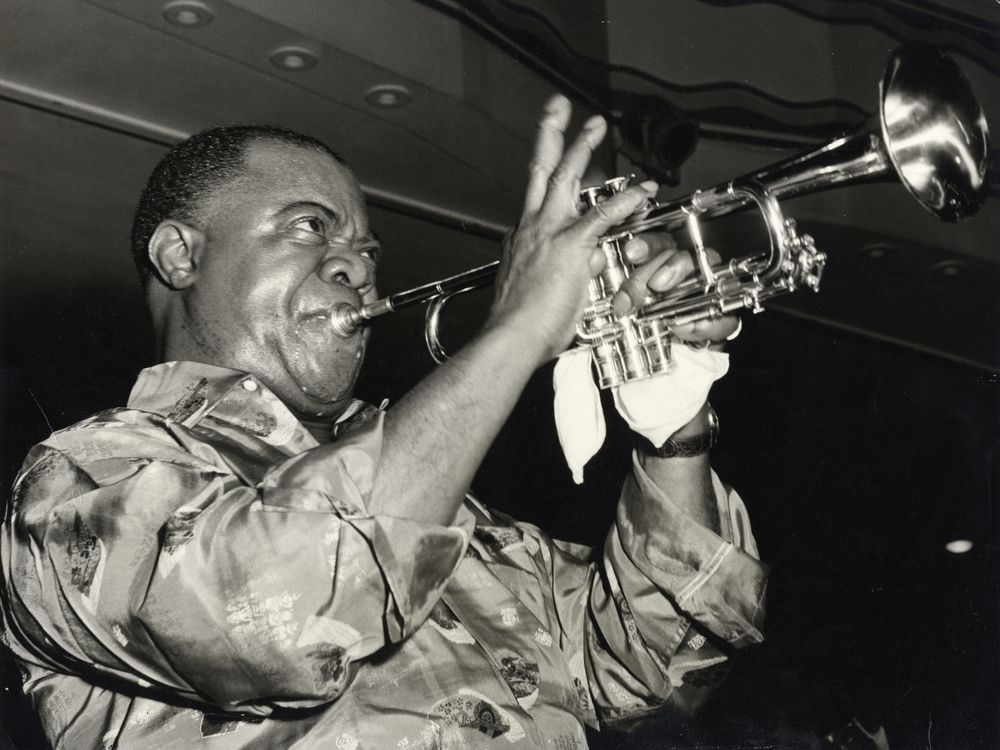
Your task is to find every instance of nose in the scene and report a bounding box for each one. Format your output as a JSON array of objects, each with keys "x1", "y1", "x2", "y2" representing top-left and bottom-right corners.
[{"x1": 317, "y1": 243, "x2": 375, "y2": 296}]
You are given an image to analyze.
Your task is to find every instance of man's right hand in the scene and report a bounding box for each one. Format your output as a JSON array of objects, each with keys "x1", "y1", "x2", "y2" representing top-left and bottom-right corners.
[
  {"x1": 486, "y1": 95, "x2": 658, "y2": 364},
  {"x1": 369, "y1": 95, "x2": 656, "y2": 525}
]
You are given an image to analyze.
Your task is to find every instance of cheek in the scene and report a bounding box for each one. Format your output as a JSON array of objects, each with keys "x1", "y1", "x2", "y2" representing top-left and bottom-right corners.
[
  {"x1": 236, "y1": 269, "x2": 302, "y2": 339},
  {"x1": 242, "y1": 270, "x2": 289, "y2": 311},
  {"x1": 189, "y1": 271, "x2": 299, "y2": 371},
  {"x1": 211, "y1": 238, "x2": 295, "y2": 301}
]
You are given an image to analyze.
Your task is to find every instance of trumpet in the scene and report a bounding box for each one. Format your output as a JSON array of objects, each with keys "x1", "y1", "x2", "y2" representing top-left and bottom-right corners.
[{"x1": 331, "y1": 42, "x2": 989, "y2": 388}]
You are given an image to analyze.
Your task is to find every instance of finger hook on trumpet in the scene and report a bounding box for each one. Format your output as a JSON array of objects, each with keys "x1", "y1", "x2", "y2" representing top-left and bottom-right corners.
[{"x1": 683, "y1": 199, "x2": 716, "y2": 293}]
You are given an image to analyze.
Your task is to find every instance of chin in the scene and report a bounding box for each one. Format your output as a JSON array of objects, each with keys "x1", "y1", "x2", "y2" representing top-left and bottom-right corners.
[
  {"x1": 302, "y1": 382, "x2": 355, "y2": 408},
  {"x1": 273, "y1": 340, "x2": 366, "y2": 414},
  {"x1": 294, "y1": 363, "x2": 362, "y2": 409}
]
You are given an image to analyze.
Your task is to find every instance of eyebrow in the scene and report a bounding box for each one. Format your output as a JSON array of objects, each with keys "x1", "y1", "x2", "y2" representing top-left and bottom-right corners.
[{"x1": 276, "y1": 200, "x2": 339, "y2": 223}]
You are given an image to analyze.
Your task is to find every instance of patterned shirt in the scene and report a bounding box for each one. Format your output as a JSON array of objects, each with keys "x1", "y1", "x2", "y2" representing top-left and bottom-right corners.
[{"x1": 2, "y1": 361, "x2": 767, "y2": 749}]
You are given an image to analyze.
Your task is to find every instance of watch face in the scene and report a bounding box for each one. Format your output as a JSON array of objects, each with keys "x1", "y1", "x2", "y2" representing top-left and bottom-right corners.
[{"x1": 656, "y1": 440, "x2": 680, "y2": 458}]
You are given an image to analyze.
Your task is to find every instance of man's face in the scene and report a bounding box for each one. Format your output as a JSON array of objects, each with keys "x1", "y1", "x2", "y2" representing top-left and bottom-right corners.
[{"x1": 181, "y1": 140, "x2": 379, "y2": 421}]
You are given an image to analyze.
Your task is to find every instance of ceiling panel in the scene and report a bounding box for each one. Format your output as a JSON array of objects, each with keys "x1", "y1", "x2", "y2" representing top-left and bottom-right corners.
[{"x1": 226, "y1": 0, "x2": 468, "y2": 98}]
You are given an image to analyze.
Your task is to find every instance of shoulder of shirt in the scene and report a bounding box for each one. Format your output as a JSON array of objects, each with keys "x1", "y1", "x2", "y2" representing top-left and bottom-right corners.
[
  {"x1": 43, "y1": 405, "x2": 163, "y2": 443},
  {"x1": 18, "y1": 405, "x2": 195, "y2": 479}
]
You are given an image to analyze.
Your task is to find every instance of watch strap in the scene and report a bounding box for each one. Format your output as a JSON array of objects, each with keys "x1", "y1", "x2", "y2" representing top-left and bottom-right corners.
[{"x1": 636, "y1": 406, "x2": 719, "y2": 458}]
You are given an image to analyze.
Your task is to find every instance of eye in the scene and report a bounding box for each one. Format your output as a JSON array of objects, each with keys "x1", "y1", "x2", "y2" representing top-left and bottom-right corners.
[
  {"x1": 358, "y1": 244, "x2": 381, "y2": 264},
  {"x1": 292, "y1": 216, "x2": 326, "y2": 236}
]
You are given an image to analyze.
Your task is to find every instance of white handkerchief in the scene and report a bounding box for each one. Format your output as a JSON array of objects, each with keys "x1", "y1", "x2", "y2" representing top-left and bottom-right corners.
[
  {"x1": 613, "y1": 346, "x2": 729, "y2": 446},
  {"x1": 553, "y1": 345, "x2": 729, "y2": 483},
  {"x1": 553, "y1": 349, "x2": 605, "y2": 484}
]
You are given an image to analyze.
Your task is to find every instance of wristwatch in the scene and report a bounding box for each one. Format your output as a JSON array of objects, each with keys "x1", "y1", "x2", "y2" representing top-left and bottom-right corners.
[{"x1": 637, "y1": 406, "x2": 719, "y2": 458}]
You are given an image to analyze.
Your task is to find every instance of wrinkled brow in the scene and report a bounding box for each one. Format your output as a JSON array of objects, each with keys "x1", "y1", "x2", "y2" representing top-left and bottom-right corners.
[{"x1": 275, "y1": 200, "x2": 339, "y2": 222}]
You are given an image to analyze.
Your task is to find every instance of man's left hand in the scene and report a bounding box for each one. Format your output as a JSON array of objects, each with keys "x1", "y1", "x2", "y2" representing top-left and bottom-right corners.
[{"x1": 611, "y1": 232, "x2": 741, "y2": 346}]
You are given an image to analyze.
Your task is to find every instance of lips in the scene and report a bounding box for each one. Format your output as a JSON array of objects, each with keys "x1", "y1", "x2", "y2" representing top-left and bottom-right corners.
[
  {"x1": 296, "y1": 308, "x2": 340, "y2": 338},
  {"x1": 295, "y1": 281, "x2": 373, "y2": 341},
  {"x1": 298, "y1": 308, "x2": 335, "y2": 325},
  {"x1": 297, "y1": 293, "x2": 359, "y2": 326},
  {"x1": 296, "y1": 302, "x2": 370, "y2": 347}
]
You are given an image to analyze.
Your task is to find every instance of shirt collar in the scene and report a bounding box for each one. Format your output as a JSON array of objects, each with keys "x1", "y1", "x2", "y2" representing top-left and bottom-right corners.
[{"x1": 127, "y1": 361, "x2": 371, "y2": 452}]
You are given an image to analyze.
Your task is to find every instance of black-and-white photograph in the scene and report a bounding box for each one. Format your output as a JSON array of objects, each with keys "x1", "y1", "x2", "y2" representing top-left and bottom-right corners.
[{"x1": 1, "y1": 1, "x2": 997, "y2": 748}]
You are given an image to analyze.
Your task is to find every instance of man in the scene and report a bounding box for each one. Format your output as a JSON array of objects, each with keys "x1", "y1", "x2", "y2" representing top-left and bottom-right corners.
[{"x1": 1, "y1": 96, "x2": 766, "y2": 748}]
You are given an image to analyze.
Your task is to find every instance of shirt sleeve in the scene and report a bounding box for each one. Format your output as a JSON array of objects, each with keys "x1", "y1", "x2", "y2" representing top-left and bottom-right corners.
[
  {"x1": 1, "y1": 414, "x2": 471, "y2": 716},
  {"x1": 543, "y1": 454, "x2": 768, "y2": 726}
]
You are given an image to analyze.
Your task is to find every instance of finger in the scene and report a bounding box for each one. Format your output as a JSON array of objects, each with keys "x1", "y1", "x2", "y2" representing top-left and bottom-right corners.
[
  {"x1": 612, "y1": 249, "x2": 698, "y2": 317},
  {"x1": 570, "y1": 181, "x2": 659, "y2": 245},
  {"x1": 647, "y1": 246, "x2": 722, "y2": 293},
  {"x1": 611, "y1": 247, "x2": 684, "y2": 316},
  {"x1": 672, "y1": 314, "x2": 741, "y2": 343},
  {"x1": 523, "y1": 95, "x2": 572, "y2": 218},
  {"x1": 621, "y1": 231, "x2": 678, "y2": 265},
  {"x1": 588, "y1": 245, "x2": 608, "y2": 276},
  {"x1": 539, "y1": 115, "x2": 606, "y2": 220},
  {"x1": 612, "y1": 245, "x2": 723, "y2": 315}
]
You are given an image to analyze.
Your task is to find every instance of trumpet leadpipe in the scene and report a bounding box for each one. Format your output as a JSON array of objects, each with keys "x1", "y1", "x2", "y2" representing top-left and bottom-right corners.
[{"x1": 329, "y1": 261, "x2": 499, "y2": 336}]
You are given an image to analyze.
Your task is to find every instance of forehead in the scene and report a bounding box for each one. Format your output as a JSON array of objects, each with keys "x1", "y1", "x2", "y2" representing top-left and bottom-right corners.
[{"x1": 230, "y1": 139, "x2": 367, "y2": 218}]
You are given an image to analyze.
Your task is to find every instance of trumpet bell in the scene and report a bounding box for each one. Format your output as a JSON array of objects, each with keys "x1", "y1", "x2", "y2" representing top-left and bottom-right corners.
[{"x1": 881, "y1": 42, "x2": 990, "y2": 222}]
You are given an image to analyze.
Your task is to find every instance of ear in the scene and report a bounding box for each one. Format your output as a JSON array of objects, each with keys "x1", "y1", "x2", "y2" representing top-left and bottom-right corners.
[{"x1": 147, "y1": 220, "x2": 205, "y2": 290}]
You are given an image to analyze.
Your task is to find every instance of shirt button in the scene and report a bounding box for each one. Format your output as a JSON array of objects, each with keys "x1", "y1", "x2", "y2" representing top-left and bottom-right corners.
[{"x1": 242, "y1": 379, "x2": 258, "y2": 392}]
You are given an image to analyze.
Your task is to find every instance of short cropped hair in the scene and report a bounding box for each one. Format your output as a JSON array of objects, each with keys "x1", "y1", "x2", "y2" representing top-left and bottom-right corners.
[{"x1": 131, "y1": 125, "x2": 346, "y2": 288}]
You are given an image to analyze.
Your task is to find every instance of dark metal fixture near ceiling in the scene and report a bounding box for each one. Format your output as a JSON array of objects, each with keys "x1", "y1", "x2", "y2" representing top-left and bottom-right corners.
[{"x1": 614, "y1": 92, "x2": 701, "y2": 185}]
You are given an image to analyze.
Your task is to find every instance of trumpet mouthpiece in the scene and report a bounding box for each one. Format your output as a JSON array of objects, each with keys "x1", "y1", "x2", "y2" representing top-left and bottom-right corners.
[{"x1": 329, "y1": 303, "x2": 363, "y2": 337}]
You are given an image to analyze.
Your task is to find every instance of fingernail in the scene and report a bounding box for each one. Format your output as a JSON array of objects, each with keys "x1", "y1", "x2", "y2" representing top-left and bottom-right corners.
[
  {"x1": 612, "y1": 292, "x2": 631, "y2": 317},
  {"x1": 651, "y1": 263, "x2": 679, "y2": 289},
  {"x1": 639, "y1": 180, "x2": 659, "y2": 193},
  {"x1": 583, "y1": 114, "x2": 605, "y2": 131},
  {"x1": 623, "y1": 237, "x2": 644, "y2": 262},
  {"x1": 545, "y1": 94, "x2": 568, "y2": 111}
]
